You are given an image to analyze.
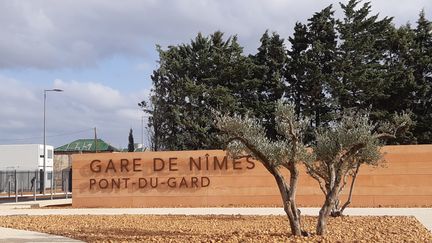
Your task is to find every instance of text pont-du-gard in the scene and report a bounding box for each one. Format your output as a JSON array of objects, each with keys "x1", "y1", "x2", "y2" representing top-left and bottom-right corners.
[{"x1": 86, "y1": 154, "x2": 256, "y2": 190}]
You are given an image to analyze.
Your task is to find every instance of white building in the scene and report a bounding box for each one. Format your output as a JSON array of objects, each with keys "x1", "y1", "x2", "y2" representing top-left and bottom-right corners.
[{"x1": 0, "y1": 144, "x2": 54, "y2": 188}]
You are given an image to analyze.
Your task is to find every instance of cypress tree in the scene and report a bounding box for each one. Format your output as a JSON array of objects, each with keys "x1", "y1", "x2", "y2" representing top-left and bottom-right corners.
[{"x1": 128, "y1": 128, "x2": 135, "y2": 152}]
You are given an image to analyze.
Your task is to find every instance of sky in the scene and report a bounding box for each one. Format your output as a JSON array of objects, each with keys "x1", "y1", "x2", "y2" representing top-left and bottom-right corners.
[{"x1": 0, "y1": 0, "x2": 431, "y2": 149}]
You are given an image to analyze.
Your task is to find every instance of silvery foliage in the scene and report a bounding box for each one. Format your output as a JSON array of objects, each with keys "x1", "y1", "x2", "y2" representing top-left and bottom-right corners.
[
  {"x1": 311, "y1": 112, "x2": 381, "y2": 182},
  {"x1": 215, "y1": 101, "x2": 312, "y2": 167},
  {"x1": 309, "y1": 110, "x2": 413, "y2": 186},
  {"x1": 376, "y1": 111, "x2": 413, "y2": 136}
]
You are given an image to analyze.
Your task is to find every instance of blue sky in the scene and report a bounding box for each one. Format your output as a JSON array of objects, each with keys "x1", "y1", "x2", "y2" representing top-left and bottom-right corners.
[
  {"x1": 0, "y1": 0, "x2": 430, "y2": 149},
  {"x1": 1, "y1": 55, "x2": 155, "y2": 93}
]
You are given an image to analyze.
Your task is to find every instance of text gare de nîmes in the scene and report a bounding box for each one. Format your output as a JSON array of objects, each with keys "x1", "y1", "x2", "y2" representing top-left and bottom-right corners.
[{"x1": 88, "y1": 155, "x2": 256, "y2": 190}]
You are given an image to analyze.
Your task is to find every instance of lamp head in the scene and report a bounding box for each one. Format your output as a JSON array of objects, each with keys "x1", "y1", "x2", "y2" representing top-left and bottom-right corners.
[{"x1": 45, "y1": 88, "x2": 64, "y2": 92}]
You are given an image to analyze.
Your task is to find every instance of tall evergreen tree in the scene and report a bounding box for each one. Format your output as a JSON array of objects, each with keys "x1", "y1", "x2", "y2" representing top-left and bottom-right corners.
[
  {"x1": 128, "y1": 128, "x2": 135, "y2": 152},
  {"x1": 142, "y1": 0, "x2": 431, "y2": 149},
  {"x1": 333, "y1": 0, "x2": 393, "y2": 117},
  {"x1": 411, "y1": 10, "x2": 432, "y2": 143},
  {"x1": 286, "y1": 6, "x2": 336, "y2": 143},
  {"x1": 304, "y1": 5, "x2": 337, "y2": 127},
  {"x1": 286, "y1": 22, "x2": 309, "y2": 116},
  {"x1": 378, "y1": 24, "x2": 417, "y2": 143},
  {"x1": 145, "y1": 32, "x2": 251, "y2": 150},
  {"x1": 286, "y1": 0, "x2": 414, "y2": 143},
  {"x1": 251, "y1": 30, "x2": 287, "y2": 139}
]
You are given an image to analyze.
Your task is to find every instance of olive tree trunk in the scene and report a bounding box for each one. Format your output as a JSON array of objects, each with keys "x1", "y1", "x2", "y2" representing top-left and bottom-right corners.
[
  {"x1": 317, "y1": 185, "x2": 340, "y2": 235},
  {"x1": 270, "y1": 165, "x2": 305, "y2": 236}
]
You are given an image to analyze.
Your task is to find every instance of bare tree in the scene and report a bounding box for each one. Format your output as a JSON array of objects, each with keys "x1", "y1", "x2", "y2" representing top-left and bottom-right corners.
[
  {"x1": 306, "y1": 110, "x2": 412, "y2": 235},
  {"x1": 215, "y1": 101, "x2": 312, "y2": 236},
  {"x1": 139, "y1": 100, "x2": 160, "y2": 151}
]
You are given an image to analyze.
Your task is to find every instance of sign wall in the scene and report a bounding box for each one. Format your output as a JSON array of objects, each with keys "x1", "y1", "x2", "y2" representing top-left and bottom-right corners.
[{"x1": 72, "y1": 145, "x2": 432, "y2": 208}]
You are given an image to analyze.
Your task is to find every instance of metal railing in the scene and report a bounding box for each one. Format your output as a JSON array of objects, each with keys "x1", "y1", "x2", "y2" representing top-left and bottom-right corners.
[{"x1": 0, "y1": 168, "x2": 71, "y2": 202}]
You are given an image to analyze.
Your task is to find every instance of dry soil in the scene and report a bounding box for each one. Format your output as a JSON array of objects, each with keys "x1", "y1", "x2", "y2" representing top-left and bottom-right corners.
[{"x1": 0, "y1": 215, "x2": 430, "y2": 242}]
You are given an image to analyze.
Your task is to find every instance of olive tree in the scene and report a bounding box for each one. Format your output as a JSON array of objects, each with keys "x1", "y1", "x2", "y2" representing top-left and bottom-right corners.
[
  {"x1": 215, "y1": 101, "x2": 312, "y2": 236},
  {"x1": 306, "y1": 110, "x2": 412, "y2": 235}
]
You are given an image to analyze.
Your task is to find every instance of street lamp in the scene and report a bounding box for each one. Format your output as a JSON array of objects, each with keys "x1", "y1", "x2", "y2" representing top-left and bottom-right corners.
[{"x1": 43, "y1": 88, "x2": 63, "y2": 194}]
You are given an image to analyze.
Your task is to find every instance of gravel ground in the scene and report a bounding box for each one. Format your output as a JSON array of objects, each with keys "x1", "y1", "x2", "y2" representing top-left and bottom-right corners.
[{"x1": 0, "y1": 215, "x2": 430, "y2": 242}]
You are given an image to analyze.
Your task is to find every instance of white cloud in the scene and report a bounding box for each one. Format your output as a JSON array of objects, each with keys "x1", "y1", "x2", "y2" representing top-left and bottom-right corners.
[
  {"x1": 0, "y1": 76, "x2": 38, "y2": 101},
  {"x1": 0, "y1": 77, "x2": 149, "y2": 149},
  {"x1": 0, "y1": 0, "x2": 430, "y2": 148},
  {"x1": 0, "y1": 0, "x2": 430, "y2": 69},
  {"x1": 53, "y1": 79, "x2": 126, "y2": 110}
]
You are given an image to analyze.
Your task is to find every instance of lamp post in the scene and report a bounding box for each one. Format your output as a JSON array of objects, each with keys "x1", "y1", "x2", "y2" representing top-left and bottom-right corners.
[{"x1": 43, "y1": 88, "x2": 63, "y2": 194}]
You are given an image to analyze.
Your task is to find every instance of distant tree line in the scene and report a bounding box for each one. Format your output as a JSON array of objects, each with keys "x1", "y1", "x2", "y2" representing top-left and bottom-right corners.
[{"x1": 140, "y1": 0, "x2": 432, "y2": 151}]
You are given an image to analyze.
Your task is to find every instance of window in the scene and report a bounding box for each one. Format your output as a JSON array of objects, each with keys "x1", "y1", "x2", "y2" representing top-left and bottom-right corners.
[
  {"x1": 47, "y1": 149, "x2": 53, "y2": 159},
  {"x1": 48, "y1": 172, "x2": 52, "y2": 180}
]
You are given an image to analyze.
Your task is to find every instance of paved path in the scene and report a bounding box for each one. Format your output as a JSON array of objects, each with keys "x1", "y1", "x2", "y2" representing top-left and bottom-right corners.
[
  {"x1": 0, "y1": 199, "x2": 72, "y2": 209},
  {"x1": 0, "y1": 227, "x2": 83, "y2": 243}
]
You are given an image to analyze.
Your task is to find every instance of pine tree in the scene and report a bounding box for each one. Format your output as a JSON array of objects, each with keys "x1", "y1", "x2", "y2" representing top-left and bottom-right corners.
[
  {"x1": 286, "y1": 6, "x2": 336, "y2": 143},
  {"x1": 145, "y1": 32, "x2": 251, "y2": 150},
  {"x1": 304, "y1": 5, "x2": 337, "y2": 127},
  {"x1": 411, "y1": 10, "x2": 432, "y2": 143},
  {"x1": 334, "y1": 0, "x2": 393, "y2": 116},
  {"x1": 142, "y1": 0, "x2": 430, "y2": 149},
  {"x1": 251, "y1": 30, "x2": 287, "y2": 139},
  {"x1": 286, "y1": 22, "x2": 309, "y2": 116},
  {"x1": 378, "y1": 24, "x2": 417, "y2": 143}
]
